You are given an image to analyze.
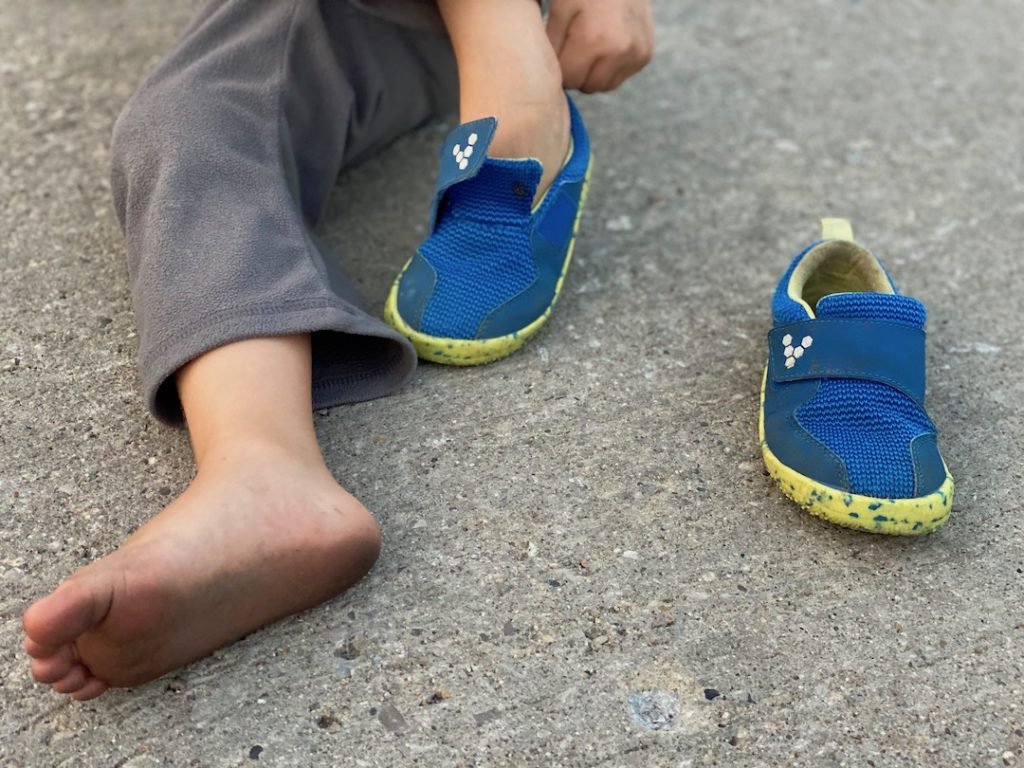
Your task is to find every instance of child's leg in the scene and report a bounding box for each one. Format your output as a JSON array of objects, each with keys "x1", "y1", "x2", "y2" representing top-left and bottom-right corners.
[
  {"x1": 117, "y1": 0, "x2": 456, "y2": 426},
  {"x1": 437, "y1": 0, "x2": 570, "y2": 203},
  {"x1": 22, "y1": 0, "x2": 456, "y2": 699},
  {"x1": 24, "y1": 335, "x2": 379, "y2": 699}
]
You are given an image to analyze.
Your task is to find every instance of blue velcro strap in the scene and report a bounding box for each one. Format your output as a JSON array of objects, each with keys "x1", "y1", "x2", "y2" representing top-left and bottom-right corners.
[
  {"x1": 428, "y1": 117, "x2": 498, "y2": 231},
  {"x1": 768, "y1": 319, "x2": 926, "y2": 406}
]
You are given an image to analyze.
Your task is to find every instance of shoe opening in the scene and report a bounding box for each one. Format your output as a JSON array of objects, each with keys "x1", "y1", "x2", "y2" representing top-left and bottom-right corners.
[{"x1": 788, "y1": 241, "x2": 894, "y2": 316}]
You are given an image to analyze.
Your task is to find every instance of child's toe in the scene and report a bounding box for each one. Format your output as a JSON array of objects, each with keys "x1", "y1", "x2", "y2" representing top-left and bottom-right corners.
[
  {"x1": 70, "y1": 677, "x2": 108, "y2": 701},
  {"x1": 51, "y1": 665, "x2": 90, "y2": 695},
  {"x1": 29, "y1": 650, "x2": 75, "y2": 684}
]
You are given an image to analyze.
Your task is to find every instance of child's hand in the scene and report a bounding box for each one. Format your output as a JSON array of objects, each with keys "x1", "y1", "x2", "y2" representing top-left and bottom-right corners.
[{"x1": 546, "y1": 0, "x2": 654, "y2": 93}]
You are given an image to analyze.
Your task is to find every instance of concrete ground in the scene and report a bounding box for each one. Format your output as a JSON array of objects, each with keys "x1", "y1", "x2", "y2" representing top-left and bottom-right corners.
[{"x1": 2, "y1": 1, "x2": 1023, "y2": 766}]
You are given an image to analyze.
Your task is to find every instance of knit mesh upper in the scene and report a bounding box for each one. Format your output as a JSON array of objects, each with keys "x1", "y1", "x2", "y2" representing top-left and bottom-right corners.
[
  {"x1": 772, "y1": 247, "x2": 935, "y2": 498},
  {"x1": 418, "y1": 158, "x2": 542, "y2": 339},
  {"x1": 816, "y1": 292, "x2": 927, "y2": 327}
]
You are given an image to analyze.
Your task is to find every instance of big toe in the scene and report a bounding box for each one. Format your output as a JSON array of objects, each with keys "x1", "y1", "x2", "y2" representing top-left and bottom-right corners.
[{"x1": 23, "y1": 573, "x2": 114, "y2": 650}]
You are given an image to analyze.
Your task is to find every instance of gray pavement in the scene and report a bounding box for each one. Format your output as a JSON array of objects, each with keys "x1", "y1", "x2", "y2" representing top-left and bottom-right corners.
[{"x1": 2, "y1": 1, "x2": 1023, "y2": 766}]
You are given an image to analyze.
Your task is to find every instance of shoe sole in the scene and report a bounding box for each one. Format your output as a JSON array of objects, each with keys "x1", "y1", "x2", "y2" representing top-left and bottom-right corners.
[
  {"x1": 383, "y1": 160, "x2": 592, "y2": 366},
  {"x1": 759, "y1": 368, "x2": 954, "y2": 535}
]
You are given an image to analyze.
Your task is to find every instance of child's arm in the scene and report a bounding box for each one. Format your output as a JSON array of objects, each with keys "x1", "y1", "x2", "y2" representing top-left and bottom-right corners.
[{"x1": 546, "y1": 0, "x2": 654, "y2": 93}]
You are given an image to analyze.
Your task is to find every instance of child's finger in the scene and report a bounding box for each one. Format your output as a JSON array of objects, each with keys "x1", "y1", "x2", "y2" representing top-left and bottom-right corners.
[
  {"x1": 605, "y1": 65, "x2": 634, "y2": 94},
  {"x1": 545, "y1": 2, "x2": 577, "y2": 57},
  {"x1": 581, "y1": 56, "x2": 621, "y2": 93},
  {"x1": 587, "y1": 44, "x2": 652, "y2": 93},
  {"x1": 557, "y1": 39, "x2": 597, "y2": 91}
]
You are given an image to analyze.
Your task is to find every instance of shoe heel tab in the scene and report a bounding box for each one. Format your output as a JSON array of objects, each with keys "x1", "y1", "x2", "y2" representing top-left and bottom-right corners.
[
  {"x1": 428, "y1": 117, "x2": 499, "y2": 231},
  {"x1": 821, "y1": 218, "x2": 854, "y2": 242}
]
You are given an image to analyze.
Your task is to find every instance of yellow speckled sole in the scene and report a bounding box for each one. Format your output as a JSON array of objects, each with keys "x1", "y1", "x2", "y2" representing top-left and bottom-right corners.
[
  {"x1": 383, "y1": 162, "x2": 592, "y2": 366},
  {"x1": 759, "y1": 368, "x2": 954, "y2": 535}
]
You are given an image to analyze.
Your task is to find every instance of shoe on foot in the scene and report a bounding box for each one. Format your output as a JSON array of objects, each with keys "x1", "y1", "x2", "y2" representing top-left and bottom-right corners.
[
  {"x1": 383, "y1": 94, "x2": 591, "y2": 365},
  {"x1": 759, "y1": 218, "x2": 954, "y2": 535}
]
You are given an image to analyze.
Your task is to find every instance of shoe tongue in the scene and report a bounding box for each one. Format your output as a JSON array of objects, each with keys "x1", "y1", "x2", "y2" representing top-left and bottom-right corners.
[
  {"x1": 815, "y1": 292, "x2": 927, "y2": 328},
  {"x1": 444, "y1": 158, "x2": 542, "y2": 222}
]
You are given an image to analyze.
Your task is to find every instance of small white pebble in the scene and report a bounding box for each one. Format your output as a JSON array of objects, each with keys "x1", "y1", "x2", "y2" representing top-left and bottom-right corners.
[
  {"x1": 621, "y1": 550, "x2": 639, "y2": 559},
  {"x1": 605, "y1": 215, "x2": 633, "y2": 232},
  {"x1": 147, "y1": 456, "x2": 158, "y2": 465}
]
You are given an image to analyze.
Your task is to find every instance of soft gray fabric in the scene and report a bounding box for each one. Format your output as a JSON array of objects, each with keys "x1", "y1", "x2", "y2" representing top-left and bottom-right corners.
[
  {"x1": 110, "y1": 0, "x2": 457, "y2": 425},
  {"x1": 351, "y1": 0, "x2": 551, "y2": 30}
]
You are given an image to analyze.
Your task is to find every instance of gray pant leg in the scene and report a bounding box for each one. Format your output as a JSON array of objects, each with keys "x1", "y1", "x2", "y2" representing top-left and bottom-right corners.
[{"x1": 110, "y1": 0, "x2": 456, "y2": 425}]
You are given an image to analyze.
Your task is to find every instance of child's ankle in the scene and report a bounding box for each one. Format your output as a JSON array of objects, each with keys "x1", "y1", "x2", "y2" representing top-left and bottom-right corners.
[
  {"x1": 461, "y1": 75, "x2": 570, "y2": 204},
  {"x1": 439, "y1": 0, "x2": 570, "y2": 201},
  {"x1": 485, "y1": 91, "x2": 570, "y2": 204}
]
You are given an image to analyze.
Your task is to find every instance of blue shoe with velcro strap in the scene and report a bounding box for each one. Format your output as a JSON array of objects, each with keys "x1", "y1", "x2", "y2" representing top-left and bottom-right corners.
[
  {"x1": 759, "y1": 218, "x2": 954, "y2": 535},
  {"x1": 383, "y1": 94, "x2": 591, "y2": 365}
]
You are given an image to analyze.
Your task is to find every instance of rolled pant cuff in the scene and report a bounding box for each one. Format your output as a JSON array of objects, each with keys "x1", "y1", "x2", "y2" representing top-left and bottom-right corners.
[{"x1": 139, "y1": 297, "x2": 417, "y2": 426}]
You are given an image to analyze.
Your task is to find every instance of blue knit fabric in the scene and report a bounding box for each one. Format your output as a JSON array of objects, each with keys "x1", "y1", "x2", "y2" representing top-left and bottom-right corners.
[
  {"x1": 797, "y1": 375, "x2": 934, "y2": 498},
  {"x1": 419, "y1": 158, "x2": 542, "y2": 339},
  {"x1": 406, "y1": 95, "x2": 590, "y2": 342},
  {"x1": 816, "y1": 293, "x2": 927, "y2": 327},
  {"x1": 771, "y1": 242, "x2": 821, "y2": 325},
  {"x1": 771, "y1": 244, "x2": 935, "y2": 498}
]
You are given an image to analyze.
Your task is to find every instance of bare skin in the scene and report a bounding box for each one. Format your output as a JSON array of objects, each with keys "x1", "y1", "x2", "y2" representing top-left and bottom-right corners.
[
  {"x1": 438, "y1": 0, "x2": 654, "y2": 203},
  {"x1": 22, "y1": 336, "x2": 381, "y2": 700},
  {"x1": 438, "y1": 0, "x2": 571, "y2": 204},
  {"x1": 546, "y1": 0, "x2": 655, "y2": 94}
]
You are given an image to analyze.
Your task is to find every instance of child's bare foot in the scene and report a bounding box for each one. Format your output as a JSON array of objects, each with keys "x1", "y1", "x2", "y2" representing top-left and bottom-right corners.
[
  {"x1": 22, "y1": 443, "x2": 380, "y2": 700},
  {"x1": 439, "y1": 0, "x2": 570, "y2": 203}
]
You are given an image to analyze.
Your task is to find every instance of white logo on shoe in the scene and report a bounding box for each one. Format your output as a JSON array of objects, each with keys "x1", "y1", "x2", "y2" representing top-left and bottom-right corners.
[
  {"x1": 452, "y1": 132, "x2": 479, "y2": 171},
  {"x1": 782, "y1": 333, "x2": 813, "y2": 369}
]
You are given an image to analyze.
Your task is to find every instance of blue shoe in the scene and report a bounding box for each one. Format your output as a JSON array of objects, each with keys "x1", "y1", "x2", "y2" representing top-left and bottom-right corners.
[
  {"x1": 760, "y1": 219, "x2": 954, "y2": 535},
  {"x1": 384, "y1": 95, "x2": 591, "y2": 365}
]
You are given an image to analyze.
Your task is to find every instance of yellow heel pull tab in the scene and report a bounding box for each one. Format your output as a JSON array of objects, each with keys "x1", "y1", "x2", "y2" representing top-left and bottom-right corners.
[{"x1": 821, "y1": 218, "x2": 854, "y2": 242}]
